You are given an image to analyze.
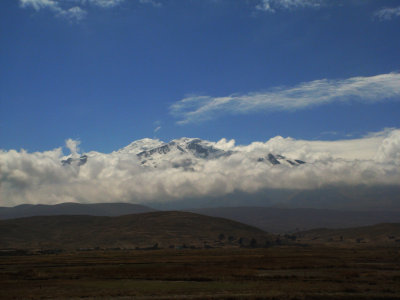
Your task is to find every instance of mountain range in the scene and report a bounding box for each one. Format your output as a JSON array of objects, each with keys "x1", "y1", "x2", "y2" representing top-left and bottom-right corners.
[
  {"x1": 62, "y1": 137, "x2": 305, "y2": 169},
  {"x1": 1, "y1": 208, "x2": 399, "y2": 250},
  {"x1": 2, "y1": 202, "x2": 400, "y2": 234},
  {"x1": 190, "y1": 206, "x2": 400, "y2": 233}
]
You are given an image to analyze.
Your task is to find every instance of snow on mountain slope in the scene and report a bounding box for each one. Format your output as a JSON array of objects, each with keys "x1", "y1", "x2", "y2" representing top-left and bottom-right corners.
[
  {"x1": 117, "y1": 138, "x2": 165, "y2": 154},
  {"x1": 135, "y1": 138, "x2": 235, "y2": 169},
  {"x1": 62, "y1": 137, "x2": 305, "y2": 170}
]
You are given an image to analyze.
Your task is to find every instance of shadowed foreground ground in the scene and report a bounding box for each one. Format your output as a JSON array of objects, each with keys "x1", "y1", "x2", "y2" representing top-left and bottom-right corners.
[{"x1": 1, "y1": 246, "x2": 400, "y2": 299}]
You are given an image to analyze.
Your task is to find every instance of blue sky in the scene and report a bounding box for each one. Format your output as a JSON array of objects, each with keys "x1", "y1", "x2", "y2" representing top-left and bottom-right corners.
[{"x1": 1, "y1": 0, "x2": 400, "y2": 153}]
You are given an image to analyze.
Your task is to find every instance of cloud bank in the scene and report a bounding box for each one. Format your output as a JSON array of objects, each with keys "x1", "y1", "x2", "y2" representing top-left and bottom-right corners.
[
  {"x1": 1, "y1": 129, "x2": 400, "y2": 207},
  {"x1": 170, "y1": 73, "x2": 400, "y2": 124}
]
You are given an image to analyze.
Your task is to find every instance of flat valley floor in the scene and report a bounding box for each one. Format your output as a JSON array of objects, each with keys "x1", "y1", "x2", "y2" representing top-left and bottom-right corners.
[{"x1": 1, "y1": 246, "x2": 400, "y2": 299}]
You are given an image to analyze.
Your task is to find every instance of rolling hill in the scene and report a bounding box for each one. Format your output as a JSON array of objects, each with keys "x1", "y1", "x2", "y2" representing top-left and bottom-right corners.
[{"x1": 0, "y1": 211, "x2": 272, "y2": 250}]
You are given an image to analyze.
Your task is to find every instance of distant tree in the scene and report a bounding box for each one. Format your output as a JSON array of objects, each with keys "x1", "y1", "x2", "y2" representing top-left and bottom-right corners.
[
  {"x1": 250, "y1": 238, "x2": 257, "y2": 248},
  {"x1": 218, "y1": 233, "x2": 225, "y2": 241}
]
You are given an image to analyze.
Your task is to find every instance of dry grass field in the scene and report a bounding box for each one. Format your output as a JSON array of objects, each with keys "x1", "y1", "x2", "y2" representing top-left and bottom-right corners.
[{"x1": 1, "y1": 245, "x2": 400, "y2": 299}]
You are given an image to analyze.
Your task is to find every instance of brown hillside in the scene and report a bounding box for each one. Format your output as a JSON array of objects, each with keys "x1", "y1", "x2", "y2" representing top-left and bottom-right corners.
[
  {"x1": 295, "y1": 223, "x2": 400, "y2": 245},
  {"x1": 0, "y1": 211, "x2": 272, "y2": 250}
]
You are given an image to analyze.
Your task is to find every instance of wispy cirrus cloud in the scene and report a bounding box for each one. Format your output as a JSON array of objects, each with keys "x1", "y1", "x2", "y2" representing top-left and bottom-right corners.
[
  {"x1": 374, "y1": 6, "x2": 400, "y2": 21},
  {"x1": 88, "y1": 0, "x2": 125, "y2": 8},
  {"x1": 18, "y1": 0, "x2": 161, "y2": 22},
  {"x1": 139, "y1": 0, "x2": 162, "y2": 8},
  {"x1": 170, "y1": 73, "x2": 400, "y2": 124},
  {"x1": 256, "y1": 0, "x2": 324, "y2": 13},
  {"x1": 19, "y1": 0, "x2": 58, "y2": 11},
  {"x1": 58, "y1": 6, "x2": 87, "y2": 22},
  {"x1": 19, "y1": 0, "x2": 88, "y2": 22}
]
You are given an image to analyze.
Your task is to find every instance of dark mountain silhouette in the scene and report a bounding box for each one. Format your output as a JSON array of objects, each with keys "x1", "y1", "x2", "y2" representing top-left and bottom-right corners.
[
  {"x1": 149, "y1": 186, "x2": 400, "y2": 211},
  {"x1": 190, "y1": 206, "x2": 400, "y2": 233},
  {"x1": 0, "y1": 202, "x2": 156, "y2": 220},
  {"x1": 3, "y1": 202, "x2": 400, "y2": 235},
  {"x1": 0, "y1": 211, "x2": 272, "y2": 250}
]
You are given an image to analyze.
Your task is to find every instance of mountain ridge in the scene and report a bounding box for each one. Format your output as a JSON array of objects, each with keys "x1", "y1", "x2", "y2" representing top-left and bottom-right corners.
[
  {"x1": 0, "y1": 211, "x2": 272, "y2": 250},
  {"x1": 189, "y1": 206, "x2": 400, "y2": 233},
  {"x1": 63, "y1": 137, "x2": 306, "y2": 169},
  {"x1": 0, "y1": 202, "x2": 155, "y2": 220},
  {"x1": 3, "y1": 202, "x2": 400, "y2": 234}
]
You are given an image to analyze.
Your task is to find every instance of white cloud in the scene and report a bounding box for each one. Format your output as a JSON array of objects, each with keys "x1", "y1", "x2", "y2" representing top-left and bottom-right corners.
[
  {"x1": 58, "y1": 6, "x2": 87, "y2": 22},
  {"x1": 65, "y1": 138, "x2": 81, "y2": 156},
  {"x1": 374, "y1": 6, "x2": 400, "y2": 21},
  {"x1": 19, "y1": 0, "x2": 59, "y2": 11},
  {"x1": 19, "y1": 0, "x2": 88, "y2": 21},
  {"x1": 88, "y1": 0, "x2": 125, "y2": 8},
  {"x1": 241, "y1": 135, "x2": 383, "y2": 162},
  {"x1": 256, "y1": 0, "x2": 323, "y2": 12},
  {"x1": 154, "y1": 126, "x2": 162, "y2": 133},
  {"x1": 139, "y1": 0, "x2": 161, "y2": 8},
  {"x1": 374, "y1": 129, "x2": 400, "y2": 163},
  {"x1": 1, "y1": 129, "x2": 400, "y2": 207},
  {"x1": 18, "y1": 0, "x2": 130, "y2": 21},
  {"x1": 170, "y1": 72, "x2": 400, "y2": 124}
]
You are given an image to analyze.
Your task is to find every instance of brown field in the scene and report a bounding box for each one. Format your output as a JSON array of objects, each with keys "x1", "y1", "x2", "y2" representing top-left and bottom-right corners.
[{"x1": 1, "y1": 246, "x2": 400, "y2": 299}]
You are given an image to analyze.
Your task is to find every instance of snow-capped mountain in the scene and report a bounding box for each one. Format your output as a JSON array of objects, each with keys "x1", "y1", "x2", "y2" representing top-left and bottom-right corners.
[
  {"x1": 61, "y1": 154, "x2": 88, "y2": 166},
  {"x1": 116, "y1": 138, "x2": 165, "y2": 154},
  {"x1": 61, "y1": 138, "x2": 306, "y2": 169},
  {"x1": 135, "y1": 138, "x2": 233, "y2": 168},
  {"x1": 258, "y1": 154, "x2": 305, "y2": 166}
]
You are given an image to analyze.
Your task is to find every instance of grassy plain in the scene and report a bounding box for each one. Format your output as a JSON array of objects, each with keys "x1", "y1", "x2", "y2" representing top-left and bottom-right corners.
[{"x1": 1, "y1": 246, "x2": 400, "y2": 299}]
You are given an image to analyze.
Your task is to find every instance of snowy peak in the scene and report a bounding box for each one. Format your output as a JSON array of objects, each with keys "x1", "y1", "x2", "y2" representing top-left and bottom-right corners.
[
  {"x1": 61, "y1": 155, "x2": 88, "y2": 166},
  {"x1": 135, "y1": 138, "x2": 229, "y2": 159},
  {"x1": 137, "y1": 143, "x2": 172, "y2": 159},
  {"x1": 135, "y1": 137, "x2": 232, "y2": 168},
  {"x1": 117, "y1": 138, "x2": 164, "y2": 154},
  {"x1": 170, "y1": 138, "x2": 231, "y2": 159},
  {"x1": 257, "y1": 153, "x2": 305, "y2": 166},
  {"x1": 60, "y1": 137, "x2": 306, "y2": 169}
]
